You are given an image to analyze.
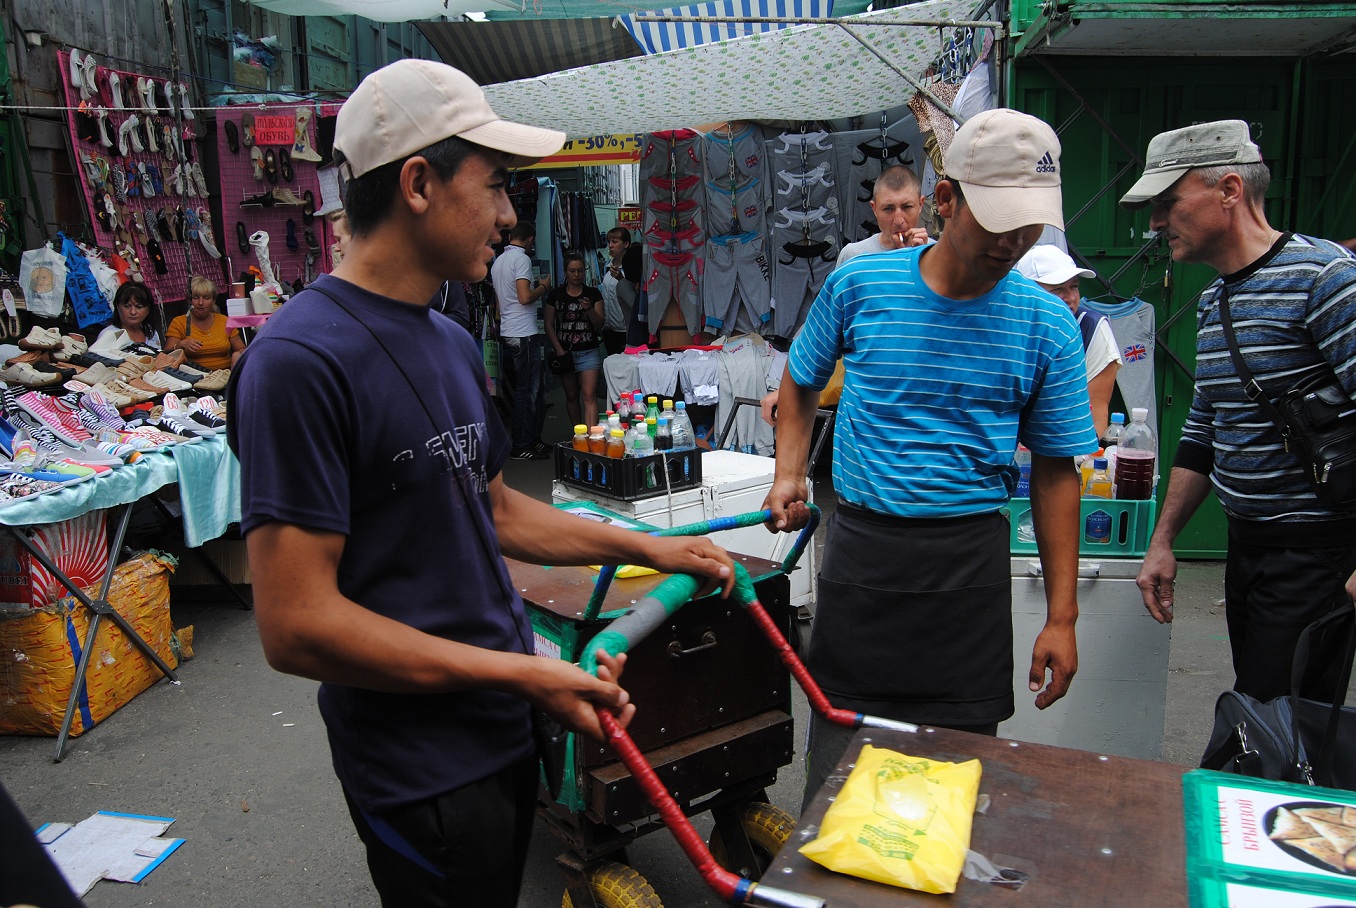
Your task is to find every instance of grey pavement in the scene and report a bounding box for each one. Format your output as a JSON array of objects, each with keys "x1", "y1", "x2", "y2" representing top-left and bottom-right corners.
[{"x1": 0, "y1": 397, "x2": 1260, "y2": 906}]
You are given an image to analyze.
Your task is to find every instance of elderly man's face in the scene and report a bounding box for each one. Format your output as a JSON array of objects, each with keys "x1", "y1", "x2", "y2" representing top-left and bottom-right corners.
[{"x1": 1148, "y1": 170, "x2": 1229, "y2": 266}]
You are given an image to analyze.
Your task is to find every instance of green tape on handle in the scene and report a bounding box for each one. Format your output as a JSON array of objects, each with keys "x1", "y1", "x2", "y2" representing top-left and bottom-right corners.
[{"x1": 579, "y1": 573, "x2": 703, "y2": 676}]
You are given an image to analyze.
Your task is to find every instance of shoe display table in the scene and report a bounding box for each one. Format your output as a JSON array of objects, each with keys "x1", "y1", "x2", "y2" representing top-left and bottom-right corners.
[
  {"x1": 766, "y1": 724, "x2": 1188, "y2": 906},
  {"x1": 0, "y1": 435, "x2": 241, "y2": 759}
]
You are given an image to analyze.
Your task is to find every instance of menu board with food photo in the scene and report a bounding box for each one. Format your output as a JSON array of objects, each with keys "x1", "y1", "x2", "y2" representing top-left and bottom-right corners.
[{"x1": 1185, "y1": 770, "x2": 1356, "y2": 905}]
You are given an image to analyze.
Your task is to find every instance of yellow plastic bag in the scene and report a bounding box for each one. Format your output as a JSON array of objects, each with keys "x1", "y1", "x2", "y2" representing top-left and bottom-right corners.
[
  {"x1": 799, "y1": 745, "x2": 981, "y2": 894},
  {"x1": 589, "y1": 564, "x2": 659, "y2": 579}
]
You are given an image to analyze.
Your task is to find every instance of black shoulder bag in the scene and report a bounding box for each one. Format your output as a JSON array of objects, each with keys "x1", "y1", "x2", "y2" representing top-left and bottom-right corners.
[
  {"x1": 1202, "y1": 604, "x2": 1356, "y2": 788},
  {"x1": 1217, "y1": 287, "x2": 1356, "y2": 507}
]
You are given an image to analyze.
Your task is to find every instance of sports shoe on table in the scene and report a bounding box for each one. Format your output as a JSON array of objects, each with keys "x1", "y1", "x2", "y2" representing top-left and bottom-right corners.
[
  {"x1": 155, "y1": 409, "x2": 208, "y2": 439},
  {"x1": 0, "y1": 362, "x2": 63, "y2": 388},
  {"x1": 15, "y1": 391, "x2": 93, "y2": 447},
  {"x1": 17, "y1": 327, "x2": 62, "y2": 351},
  {"x1": 187, "y1": 397, "x2": 227, "y2": 433},
  {"x1": 80, "y1": 389, "x2": 129, "y2": 428},
  {"x1": 192, "y1": 369, "x2": 230, "y2": 392},
  {"x1": 139, "y1": 370, "x2": 194, "y2": 393}
]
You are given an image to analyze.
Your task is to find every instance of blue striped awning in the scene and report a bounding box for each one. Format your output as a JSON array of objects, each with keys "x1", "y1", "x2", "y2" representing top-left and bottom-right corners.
[{"x1": 621, "y1": 0, "x2": 837, "y2": 54}]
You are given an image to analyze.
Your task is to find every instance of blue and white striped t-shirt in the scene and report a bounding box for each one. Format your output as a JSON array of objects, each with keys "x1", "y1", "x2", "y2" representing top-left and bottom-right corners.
[
  {"x1": 789, "y1": 245, "x2": 1098, "y2": 518},
  {"x1": 1176, "y1": 234, "x2": 1356, "y2": 523}
]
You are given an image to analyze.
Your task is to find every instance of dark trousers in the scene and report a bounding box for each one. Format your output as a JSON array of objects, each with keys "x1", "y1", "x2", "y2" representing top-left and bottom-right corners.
[
  {"x1": 501, "y1": 334, "x2": 545, "y2": 452},
  {"x1": 1225, "y1": 537, "x2": 1356, "y2": 703},
  {"x1": 343, "y1": 758, "x2": 538, "y2": 908}
]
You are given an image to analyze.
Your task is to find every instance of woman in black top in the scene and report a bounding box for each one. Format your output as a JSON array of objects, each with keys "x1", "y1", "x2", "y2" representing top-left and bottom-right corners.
[{"x1": 545, "y1": 252, "x2": 604, "y2": 428}]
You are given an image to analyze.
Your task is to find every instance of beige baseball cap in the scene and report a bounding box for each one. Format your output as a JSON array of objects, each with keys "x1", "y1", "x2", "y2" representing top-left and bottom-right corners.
[
  {"x1": 333, "y1": 59, "x2": 565, "y2": 180},
  {"x1": 1120, "y1": 119, "x2": 1262, "y2": 209},
  {"x1": 942, "y1": 109, "x2": 1064, "y2": 233}
]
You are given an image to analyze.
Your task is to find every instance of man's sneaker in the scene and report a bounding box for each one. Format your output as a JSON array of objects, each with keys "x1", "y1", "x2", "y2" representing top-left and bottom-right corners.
[
  {"x1": 511, "y1": 447, "x2": 547, "y2": 461},
  {"x1": 530, "y1": 441, "x2": 551, "y2": 455},
  {"x1": 187, "y1": 397, "x2": 227, "y2": 433},
  {"x1": 156, "y1": 410, "x2": 207, "y2": 438},
  {"x1": 15, "y1": 391, "x2": 93, "y2": 447}
]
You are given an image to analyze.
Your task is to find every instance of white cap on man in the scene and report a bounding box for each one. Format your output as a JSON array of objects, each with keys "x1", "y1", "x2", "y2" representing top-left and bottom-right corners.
[{"x1": 1016, "y1": 245, "x2": 1095, "y2": 285}]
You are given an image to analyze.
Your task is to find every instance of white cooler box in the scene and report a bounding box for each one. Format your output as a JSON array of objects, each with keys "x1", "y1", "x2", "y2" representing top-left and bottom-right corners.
[{"x1": 553, "y1": 450, "x2": 816, "y2": 611}]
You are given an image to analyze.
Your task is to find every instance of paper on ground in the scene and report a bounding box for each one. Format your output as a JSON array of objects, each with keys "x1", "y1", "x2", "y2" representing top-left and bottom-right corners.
[{"x1": 38, "y1": 810, "x2": 185, "y2": 896}]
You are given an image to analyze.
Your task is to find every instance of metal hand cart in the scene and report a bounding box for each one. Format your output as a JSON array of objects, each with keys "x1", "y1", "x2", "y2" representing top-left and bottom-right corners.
[{"x1": 513, "y1": 504, "x2": 915, "y2": 907}]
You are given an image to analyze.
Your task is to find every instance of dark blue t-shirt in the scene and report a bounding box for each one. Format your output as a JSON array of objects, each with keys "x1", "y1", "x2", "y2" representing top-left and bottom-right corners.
[{"x1": 227, "y1": 275, "x2": 533, "y2": 812}]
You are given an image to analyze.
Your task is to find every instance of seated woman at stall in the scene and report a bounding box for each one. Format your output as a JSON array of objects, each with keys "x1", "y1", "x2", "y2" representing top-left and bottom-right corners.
[
  {"x1": 164, "y1": 276, "x2": 245, "y2": 371},
  {"x1": 97, "y1": 281, "x2": 163, "y2": 351},
  {"x1": 545, "y1": 252, "x2": 605, "y2": 428},
  {"x1": 1015, "y1": 245, "x2": 1122, "y2": 439}
]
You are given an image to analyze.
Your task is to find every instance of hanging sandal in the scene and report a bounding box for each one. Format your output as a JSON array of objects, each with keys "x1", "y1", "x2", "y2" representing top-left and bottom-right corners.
[
  {"x1": 250, "y1": 146, "x2": 264, "y2": 181},
  {"x1": 242, "y1": 112, "x2": 254, "y2": 147}
]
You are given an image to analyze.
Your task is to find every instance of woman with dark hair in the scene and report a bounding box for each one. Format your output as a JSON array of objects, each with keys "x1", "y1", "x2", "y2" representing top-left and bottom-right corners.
[
  {"x1": 98, "y1": 281, "x2": 164, "y2": 351},
  {"x1": 544, "y1": 252, "x2": 604, "y2": 428}
]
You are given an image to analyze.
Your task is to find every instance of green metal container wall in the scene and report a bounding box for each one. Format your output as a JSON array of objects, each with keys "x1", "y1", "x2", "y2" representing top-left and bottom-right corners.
[{"x1": 1012, "y1": 56, "x2": 1333, "y2": 558}]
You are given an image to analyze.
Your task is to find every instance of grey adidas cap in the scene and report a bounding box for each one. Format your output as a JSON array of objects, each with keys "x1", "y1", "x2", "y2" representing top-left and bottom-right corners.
[{"x1": 1120, "y1": 119, "x2": 1262, "y2": 209}]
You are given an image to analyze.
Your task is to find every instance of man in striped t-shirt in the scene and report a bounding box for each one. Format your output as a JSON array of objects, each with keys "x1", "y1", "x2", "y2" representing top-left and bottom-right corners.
[
  {"x1": 1124, "y1": 120, "x2": 1356, "y2": 703},
  {"x1": 766, "y1": 110, "x2": 1098, "y2": 809}
]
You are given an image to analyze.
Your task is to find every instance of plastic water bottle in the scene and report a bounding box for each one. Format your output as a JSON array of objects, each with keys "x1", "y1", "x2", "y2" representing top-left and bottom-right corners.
[
  {"x1": 1102, "y1": 412, "x2": 1125, "y2": 486},
  {"x1": 1115, "y1": 407, "x2": 1157, "y2": 500},
  {"x1": 1080, "y1": 448, "x2": 1104, "y2": 496},
  {"x1": 655, "y1": 416, "x2": 672, "y2": 452},
  {"x1": 631, "y1": 424, "x2": 654, "y2": 457},
  {"x1": 1014, "y1": 445, "x2": 1032, "y2": 498},
  {"x1": 661, "y1": 399, "x2": 677, "y2": 427},
  {"x1": 671, "y1": 401, "x2": 695, "y2": 452}
]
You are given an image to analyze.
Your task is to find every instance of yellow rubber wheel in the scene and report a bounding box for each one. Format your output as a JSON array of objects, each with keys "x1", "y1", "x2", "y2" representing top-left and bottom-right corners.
[
  {"x1": 561, "y1": 860, "x2": 664, "y2": 908},
  {"x1": 708, "y1": 801, "x2": 795, "y2": 880}
]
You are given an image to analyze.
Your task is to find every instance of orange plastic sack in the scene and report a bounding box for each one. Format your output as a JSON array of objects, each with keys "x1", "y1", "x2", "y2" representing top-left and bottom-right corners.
[
  {"x1": 799, "y1": 745, "x2": 981, "y2": 894},
  {"x1": 0, "y1": 551, "x2": 188, "y2": 737}
]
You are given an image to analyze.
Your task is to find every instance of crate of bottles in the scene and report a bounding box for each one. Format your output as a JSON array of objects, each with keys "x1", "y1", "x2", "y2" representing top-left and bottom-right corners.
[
  {"x1": 1006, "y1": 496, "x2": 1157, "y2": 557},
  {"x1": 554, "y1": 444, "x2": 703, "y2": 501}
]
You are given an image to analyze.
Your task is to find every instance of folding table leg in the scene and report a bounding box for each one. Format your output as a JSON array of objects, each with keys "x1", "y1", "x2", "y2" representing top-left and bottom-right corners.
[{"x1": 4, "y1": 503, "x2": 180, "y2": 761}]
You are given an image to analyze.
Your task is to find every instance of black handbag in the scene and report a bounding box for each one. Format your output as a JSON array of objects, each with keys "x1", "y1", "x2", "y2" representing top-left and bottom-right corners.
[
  {"x1": 1201, "y1": 604, "x2": 1356, "y2": 789},
  {"x1": 1218, "y1": 288, "x2": 1356, "y2": 507}
]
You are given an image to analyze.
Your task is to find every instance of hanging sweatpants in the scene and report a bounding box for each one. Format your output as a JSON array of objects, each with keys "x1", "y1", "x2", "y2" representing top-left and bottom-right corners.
[
  {"x1": 771, "y1": 132, "x2": 838, "y2": 338},
  {"x1": 703, "y1": 231, "x2": 771, "y2": 335}
]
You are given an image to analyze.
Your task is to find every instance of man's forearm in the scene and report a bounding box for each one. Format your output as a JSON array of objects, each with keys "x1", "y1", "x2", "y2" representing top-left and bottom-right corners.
[
  {"x1": 1147, "y1": 466, "x2": 1213, "y2": 549},
  {"x1": 1029, "y1": 454, "x2": 1082, "y2": 627}
]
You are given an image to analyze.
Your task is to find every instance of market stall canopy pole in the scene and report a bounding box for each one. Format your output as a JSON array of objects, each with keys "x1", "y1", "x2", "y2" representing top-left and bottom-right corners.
[
  {"x1": 482, "y1": 2, "x2": 999, "y2": 139},
  {"x1": 241, "y1": 0, "x2": 517, "y2": 21}
]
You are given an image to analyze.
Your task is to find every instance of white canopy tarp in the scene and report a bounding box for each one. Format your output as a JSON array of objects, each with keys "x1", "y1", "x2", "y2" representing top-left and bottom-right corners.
[{"x1": 484, "y1": 1, "x2": 971, "y2": 138}]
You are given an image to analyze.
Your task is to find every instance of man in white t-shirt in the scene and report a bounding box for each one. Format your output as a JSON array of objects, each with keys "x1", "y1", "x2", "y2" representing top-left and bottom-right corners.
[
  {"x1": 1016, "y1": 244, "x2": 1122, "y2": 439},
  {"x1": 492, "y1": 220, "x2": 552, "y2": 458},
  {"x1": 834, "y1": 164, "x2": 931, "y2": 268}
]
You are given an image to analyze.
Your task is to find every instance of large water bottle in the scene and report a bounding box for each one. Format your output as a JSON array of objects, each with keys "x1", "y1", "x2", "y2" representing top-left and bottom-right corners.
[
  {"x1": 1014, "y1": 444, "x2": 1032, "y2": 498},
  {"x1": 671, "y1": 401, "x2": 695, "y2": 452},
  {"x1": 1115, "y1": 407, "x2": 1157, "y2": 500}
]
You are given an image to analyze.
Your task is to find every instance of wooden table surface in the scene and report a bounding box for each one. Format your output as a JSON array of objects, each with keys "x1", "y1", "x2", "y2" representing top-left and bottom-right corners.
[{"x1": 765, "y1": 726, "x2": 1189, "y2": 906}]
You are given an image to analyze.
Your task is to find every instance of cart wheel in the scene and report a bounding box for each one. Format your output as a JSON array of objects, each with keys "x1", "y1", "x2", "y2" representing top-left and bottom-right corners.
[
  {"x1": 561, "y1": 860, "x2": 663, "y2": 908},
  {"x1": 708, "y1": 801, "x2": 795, "y2": 880}
]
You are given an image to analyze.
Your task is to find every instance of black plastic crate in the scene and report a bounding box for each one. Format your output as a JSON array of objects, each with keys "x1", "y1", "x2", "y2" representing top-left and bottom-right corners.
[{"x1": 554, "y1": 443, "x2": 702, "y2": 501}]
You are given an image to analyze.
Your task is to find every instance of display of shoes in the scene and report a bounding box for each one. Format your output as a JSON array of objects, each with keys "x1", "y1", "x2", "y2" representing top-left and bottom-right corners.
[{"x1": 17, "y1": 327, "x2": 62, "y2": 351}]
